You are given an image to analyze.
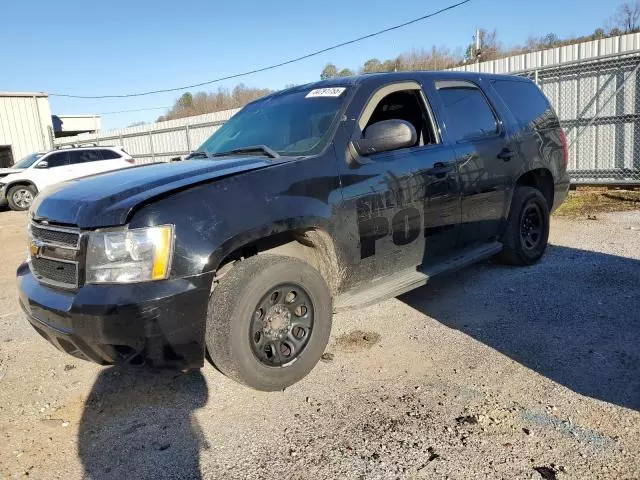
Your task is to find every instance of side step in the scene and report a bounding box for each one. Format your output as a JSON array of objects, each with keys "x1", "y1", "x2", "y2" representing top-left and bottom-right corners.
[
  {"x1": 421, "y1": 241, "x2": 502, "y2": 278},
  {"x1": 334, "y1": 241, "x2": 502, "y2": 311},
  {"x1": 334, "y1": 268, "x2": 429, "y2": 311}
]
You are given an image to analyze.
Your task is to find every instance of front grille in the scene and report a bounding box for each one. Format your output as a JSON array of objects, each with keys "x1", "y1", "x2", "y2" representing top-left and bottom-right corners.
[
  {"x1": 31, "y1": 257, "x2": 78, "y2": 287},
  {"x1": 29, "y1": 222, "x2": 81, "y2": 289},
  {"x1": 30, "y1": 224, "x2": 79, "y2": 247}
]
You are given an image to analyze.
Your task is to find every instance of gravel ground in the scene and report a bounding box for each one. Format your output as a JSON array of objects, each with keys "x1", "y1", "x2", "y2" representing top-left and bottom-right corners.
[{"x1": 0, "y1": 209, "x2": 638, "y2": 480}]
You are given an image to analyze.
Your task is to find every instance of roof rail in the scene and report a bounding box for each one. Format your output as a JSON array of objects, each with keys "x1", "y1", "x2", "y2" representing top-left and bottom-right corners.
[{"x1": 54, "y1": 142, "x2": 102, "y2": 150}]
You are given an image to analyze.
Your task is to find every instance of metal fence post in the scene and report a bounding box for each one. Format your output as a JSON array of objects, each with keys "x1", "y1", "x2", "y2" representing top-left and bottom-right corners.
[
  {"x1": 148, "y1": 131, "x2": 155, "y2": 162},
  {"x1": 185, "y1": 125, "x2": 191, "y2": 152}
]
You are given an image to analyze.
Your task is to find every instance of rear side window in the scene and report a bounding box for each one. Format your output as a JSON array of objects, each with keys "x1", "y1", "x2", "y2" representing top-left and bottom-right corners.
[
  {"x1": 99, "y1": 149, "x2": 122, "y2": 160},
  {"x1": 68, "y1": 150, "x2": 102, "y2": 164},
  {"x1": 492, "y1": 80, "x2": 551, "y2": 126},
  {"x1": 435, "y1": 82, "x2": 498, "y2": 142},
  {"x1": 45, "y1": 152, "x2": 68, "y2": 167}
]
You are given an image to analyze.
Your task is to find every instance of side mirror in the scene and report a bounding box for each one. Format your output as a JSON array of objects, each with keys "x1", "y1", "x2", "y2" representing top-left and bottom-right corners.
[
  {"x1": 352, "y1": 119, "x2": 417, "y2": 156},
  {"x1": 35, "y1": 161, "x2": 48, "y2": 169}
]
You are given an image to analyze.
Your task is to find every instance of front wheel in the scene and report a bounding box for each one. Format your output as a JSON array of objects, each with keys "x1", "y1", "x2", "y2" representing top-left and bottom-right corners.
[
  {"x1": 7, "y1": 185, "x2": 36, "y2": 211},
  {"x1": 206, "y1": 255, "x2": 332, "y2": 391},
  {"x1": 496, "y1": 186, "x2": 550, "y2": 266}
]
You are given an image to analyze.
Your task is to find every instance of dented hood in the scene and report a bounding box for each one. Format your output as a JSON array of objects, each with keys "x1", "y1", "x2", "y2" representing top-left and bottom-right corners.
[{"x1": 31, "y1": 157, "x2": 273, "y2": 228}]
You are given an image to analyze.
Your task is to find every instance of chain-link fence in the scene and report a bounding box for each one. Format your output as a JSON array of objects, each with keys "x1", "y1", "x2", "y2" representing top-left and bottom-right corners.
[{"x1": 519, "y1": 52, "x2": 640, "y2": 185}]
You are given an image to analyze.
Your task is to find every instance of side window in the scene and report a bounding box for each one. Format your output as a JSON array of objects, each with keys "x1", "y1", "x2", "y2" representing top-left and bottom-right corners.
[
  {"x1": 492, "y1": 79, "x2": 551, "y2": 126},
  {"x1": 99, "y1": 149, "x2": 122, "y2": 160},
  {"x1": 364, "y1": 89, "x2": 438, "y2": 147},
  {"x1": 435, "y1": 81, "x2": 498, "y2": 142},
  {"x1": 68, "y1": 150, "x2": 102, "y2": 165},
  {"x1": 44, "y1": 152, "x2": 68, "y2": 168}
]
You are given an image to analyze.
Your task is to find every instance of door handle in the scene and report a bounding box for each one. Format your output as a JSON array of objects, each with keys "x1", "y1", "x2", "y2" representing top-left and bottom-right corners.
[
  {"x1": 429, "y1": 162, "x2": 452, "y2": 179},
  {"x1": 497, "y1": 148, "x2": 516, "y2": 161}
]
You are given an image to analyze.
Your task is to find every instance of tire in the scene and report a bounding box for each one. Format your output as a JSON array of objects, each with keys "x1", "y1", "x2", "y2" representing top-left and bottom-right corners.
[
  {"x1": 206, "y1": 255, "x2": 332, "y2": 391},
  {"x1": 496, "y1": 186, "x2": 550, "y2": 266},
  {"x1": 7, "y1": 185, "x2": 37, "y2": 211}
]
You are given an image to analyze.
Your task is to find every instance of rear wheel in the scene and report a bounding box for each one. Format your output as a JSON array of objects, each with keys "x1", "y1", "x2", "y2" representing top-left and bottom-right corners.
[
  {"x1": 206, "y1": 255, "x2": 332, "y2": 391},
  {"x1": 497, "y1": 186, "x2": 550, "y2": 265},
  {"x1": 7, "y1": 185, "x2": 36, "y2": 211}
]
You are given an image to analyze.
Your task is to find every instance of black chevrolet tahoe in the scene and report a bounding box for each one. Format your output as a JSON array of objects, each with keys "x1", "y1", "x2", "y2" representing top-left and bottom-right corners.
[{"x1": 18, "y1": 72, "x2": 569, "y2": 391}]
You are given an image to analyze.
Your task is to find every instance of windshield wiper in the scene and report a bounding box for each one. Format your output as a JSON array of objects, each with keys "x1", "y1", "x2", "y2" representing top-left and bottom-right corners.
[
  {"x1": 185, "y1": 150, "x2": 212, "y2": 159},
  {"x1": 211, "y1": 145, "x2": 280, "y2": 159}
]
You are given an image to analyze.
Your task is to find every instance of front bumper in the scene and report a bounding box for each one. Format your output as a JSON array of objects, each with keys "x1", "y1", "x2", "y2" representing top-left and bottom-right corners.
[{"x1": 17, "y1": 262, "x2": 214, "y2": 368}]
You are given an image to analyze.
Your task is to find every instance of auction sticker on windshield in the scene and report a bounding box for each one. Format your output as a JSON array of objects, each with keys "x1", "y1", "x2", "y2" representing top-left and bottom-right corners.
[{"x1": 305, "y1": 88, "x2": 346, "y2": 98}]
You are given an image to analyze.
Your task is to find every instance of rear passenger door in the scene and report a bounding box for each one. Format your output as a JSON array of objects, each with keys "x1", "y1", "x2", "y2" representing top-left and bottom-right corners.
[
  {"x1": 427, "y1": 78, "x2": 512, "y2": 246},
  {"x1": 66, "y1": 150, "x2": 100, "y2": 179},
  {"x1": 96, "y1": 148, "x2": 131, "y2": 173},
  {"x1": 67, "y1": 149, "x2": 125, "y2": 179}
]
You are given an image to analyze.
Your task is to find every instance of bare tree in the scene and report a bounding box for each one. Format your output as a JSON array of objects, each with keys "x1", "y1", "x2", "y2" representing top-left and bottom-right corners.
[{"x1": 612, "y1": 1, "x2": 640, "y2": 32}]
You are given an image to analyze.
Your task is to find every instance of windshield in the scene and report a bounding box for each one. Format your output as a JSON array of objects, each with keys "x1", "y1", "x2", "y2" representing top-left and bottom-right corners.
[
  {"x1": 13, "y1": 152, "x2": 43, "y2": 169},
  {"x1": 197, "y1": 87, "x2": 349, "y2": 157}
]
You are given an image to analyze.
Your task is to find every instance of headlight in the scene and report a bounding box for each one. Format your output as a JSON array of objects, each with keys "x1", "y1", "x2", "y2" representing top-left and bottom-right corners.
[{"x1": 85, "y1": 225, "x2": 174, "y2": 284}]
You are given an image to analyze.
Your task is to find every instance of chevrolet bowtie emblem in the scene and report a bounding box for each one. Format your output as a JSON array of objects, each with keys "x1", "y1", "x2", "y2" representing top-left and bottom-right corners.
[{"x1": 29, "y1": 241, "x2": 41, "y2": 258}]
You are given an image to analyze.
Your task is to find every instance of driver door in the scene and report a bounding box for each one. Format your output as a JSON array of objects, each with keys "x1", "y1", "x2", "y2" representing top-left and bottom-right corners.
[{"x1": 337, "y1": 81, "x2": 461, "y2": 286}]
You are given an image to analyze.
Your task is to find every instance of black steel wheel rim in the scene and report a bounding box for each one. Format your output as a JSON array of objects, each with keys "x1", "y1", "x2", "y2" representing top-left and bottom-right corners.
[
  {"x1": 249, "y1": 283, "x2": 314, "y2": 367},
  {"x1": 520, "y1": 202, "x2": 543, "y2": 251}
]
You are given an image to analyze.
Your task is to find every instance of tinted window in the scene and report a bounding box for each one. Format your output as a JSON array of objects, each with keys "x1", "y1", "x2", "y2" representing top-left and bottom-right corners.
[
  {"x1": 492, "y1": 80, "x2": 551, "y2": 126},
  {"x1": 436, "y1": 84, "x2": 498, "y2": 142},
  {"x1": 68, "y1": 150, "x2": 102, "y2": 164},
  {"x1": 99, "y1": 149, "x2": 122, "y2": 160},
  {"x1": 45, "y1": 152, "x2": 68, "y2": 168}
]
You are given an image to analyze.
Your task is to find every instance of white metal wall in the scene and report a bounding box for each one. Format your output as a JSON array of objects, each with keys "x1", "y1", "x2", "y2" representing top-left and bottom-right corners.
[
  {"x1": 451, "y1": 32, "x2": 640, "y2": 74},
  {"x1": 55, "y1": 108, "x2": 240, "y2": 164},
  {"x1": 0, "y1": 93, "x2": 53, "y2": 162}
]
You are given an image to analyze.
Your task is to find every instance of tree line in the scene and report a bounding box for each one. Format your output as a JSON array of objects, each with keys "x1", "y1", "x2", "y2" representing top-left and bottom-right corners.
[
  {"x1": 155, "y1": 1, "x2": 640, "y2": 123},
  {"x1": 157, "y1": 84, "x2": 273, "y2": 122}
]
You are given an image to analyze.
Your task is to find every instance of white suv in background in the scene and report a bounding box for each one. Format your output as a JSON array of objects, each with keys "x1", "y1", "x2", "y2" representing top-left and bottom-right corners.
[{"x1": 0, "y1": 146, "x2": 135, "y2": 211}]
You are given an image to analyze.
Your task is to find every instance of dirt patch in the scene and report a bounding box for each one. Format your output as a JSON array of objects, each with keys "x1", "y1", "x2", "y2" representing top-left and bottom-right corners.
[
  {"x1": 554, "y1": 189, "x2": 640, "y2": 218},
  {"x1": 333, "y1": 330, "x2": 381, "y2": 352}
]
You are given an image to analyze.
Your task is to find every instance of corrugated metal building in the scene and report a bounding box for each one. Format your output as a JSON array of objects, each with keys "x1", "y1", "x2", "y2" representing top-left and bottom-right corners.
[{"x1": 0, "y1": 92, "x2": 53, "y2": 167}]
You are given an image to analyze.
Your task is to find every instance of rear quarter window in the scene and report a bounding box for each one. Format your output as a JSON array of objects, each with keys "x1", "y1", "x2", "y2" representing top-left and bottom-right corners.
[
  {"x1": 99, "y1": 150, "x2": 122, "y2": 160},
  {"x1": 491, "y1": 80, "x2": 552, "y2": 127}
]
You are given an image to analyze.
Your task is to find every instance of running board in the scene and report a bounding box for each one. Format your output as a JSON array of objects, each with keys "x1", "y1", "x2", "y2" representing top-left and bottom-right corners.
[
  {"x1": 421, "y1": 241, "x2": 503, "y2": 278},
  {"x1": 334, "y1": 241, "x2": 502, "y2": 311}
]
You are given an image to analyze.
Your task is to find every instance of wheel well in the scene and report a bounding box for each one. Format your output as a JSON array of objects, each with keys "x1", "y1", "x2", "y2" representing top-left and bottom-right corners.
[
  {"x1": 516, "y1": 169, "x2": 553, "y2": 208},
  {"x1": 215, "y1": 229, "x2": 343, "y2": 296},
  {"x1": 5, "y1": 181, "x2": 37, "y2": 198}
]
